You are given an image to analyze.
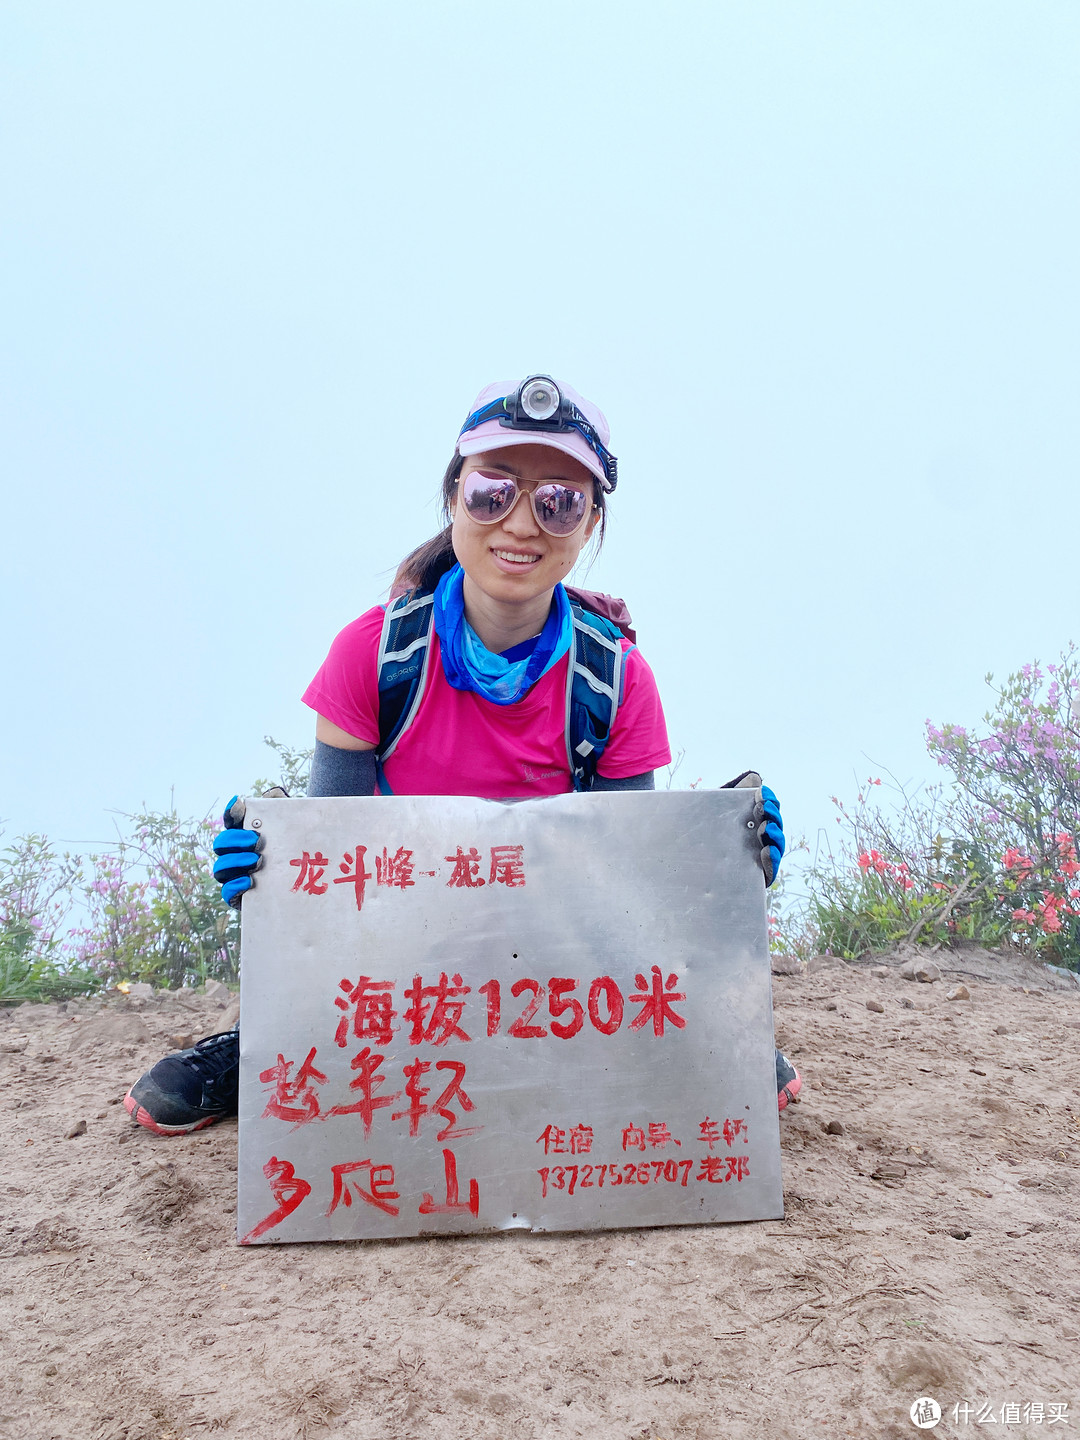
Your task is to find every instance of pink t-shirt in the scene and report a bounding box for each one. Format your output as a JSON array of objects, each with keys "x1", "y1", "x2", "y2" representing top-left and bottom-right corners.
[{"x1": 302, "y1": 605, "x2": 671, "y2": 799}]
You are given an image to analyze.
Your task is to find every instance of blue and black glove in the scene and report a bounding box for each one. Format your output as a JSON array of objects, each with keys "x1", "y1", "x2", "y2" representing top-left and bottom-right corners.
[
  {"x1": 722, "y1": 771, "x2": 786, "y2": 887},
  {"x1": 212, "y1": 795, "x2": 263, "y2": 908}
]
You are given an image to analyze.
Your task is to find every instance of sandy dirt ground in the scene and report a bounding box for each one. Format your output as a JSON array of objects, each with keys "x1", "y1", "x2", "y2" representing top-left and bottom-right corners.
[{"x1": 1, "y1": 945, "x2": 1077, "y2": 1440}]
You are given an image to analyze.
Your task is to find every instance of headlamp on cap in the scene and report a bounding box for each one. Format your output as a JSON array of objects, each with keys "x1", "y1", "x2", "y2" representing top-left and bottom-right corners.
[
  {"x1": 515, "y1": 376, "x2": 561, "y2": 423},
  {"x1": 458, "y1": 374, "x2": 618, "y2": 492}
]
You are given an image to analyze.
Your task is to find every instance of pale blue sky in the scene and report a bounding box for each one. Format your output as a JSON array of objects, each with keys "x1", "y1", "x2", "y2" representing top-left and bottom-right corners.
[{"x1": 2, "y1": 2, "x2": 1077, "y2": 867}]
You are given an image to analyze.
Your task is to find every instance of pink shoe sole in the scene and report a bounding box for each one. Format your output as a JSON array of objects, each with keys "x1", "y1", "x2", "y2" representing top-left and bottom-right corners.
[
  {"x1": 123, "y1": 1090, "x2": 221, "y2": 1136},
  {"x1": 778, "y1": 1072, "x2": 802, "y2": 1112}
]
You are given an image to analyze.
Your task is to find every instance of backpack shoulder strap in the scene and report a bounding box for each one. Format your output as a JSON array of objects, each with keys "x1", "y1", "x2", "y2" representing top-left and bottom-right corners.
[
  {"x1": 565, "y1": 602, "x2": 628, "y2": 792},
  {"x1": 376, "y1": 588, "x2": 435, "y2": 761}
]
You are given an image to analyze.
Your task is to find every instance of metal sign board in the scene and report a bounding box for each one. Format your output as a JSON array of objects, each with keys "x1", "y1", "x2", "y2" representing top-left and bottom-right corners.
[{"x1": 236, "y1": 790, "x2": 784, "y2": 1244}]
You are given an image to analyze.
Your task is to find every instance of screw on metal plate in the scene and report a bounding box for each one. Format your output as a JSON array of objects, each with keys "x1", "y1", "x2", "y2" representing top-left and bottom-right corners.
[{"x1": 252, "y1": 820, "x2": 262, "y2": 829}]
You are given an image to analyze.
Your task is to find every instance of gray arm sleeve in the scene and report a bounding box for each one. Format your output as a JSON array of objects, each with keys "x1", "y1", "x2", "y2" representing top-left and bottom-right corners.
[
  {"x1": 306, "y1": 740, "x2": 378, "y2": 797},
  {"x1": 591, "y1": 770, "x2": 655, "y2": 792},
  {"x1": 306, "y1": 744, "x2": 652, "y2": 798}
]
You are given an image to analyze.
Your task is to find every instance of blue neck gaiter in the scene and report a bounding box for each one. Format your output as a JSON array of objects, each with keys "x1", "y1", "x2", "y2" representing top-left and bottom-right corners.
[{"x1": 432, "y1": 564, "x2": 572, "y2": 705}]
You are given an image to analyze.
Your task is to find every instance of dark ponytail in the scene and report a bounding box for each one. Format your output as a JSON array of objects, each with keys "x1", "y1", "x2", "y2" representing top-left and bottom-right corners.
[
  {"x1": 391, "y1": 454, "x2": 464, "y2": 594},
  {"x1": 391, "y1": 450, "x2": 608, "y2": 597}
]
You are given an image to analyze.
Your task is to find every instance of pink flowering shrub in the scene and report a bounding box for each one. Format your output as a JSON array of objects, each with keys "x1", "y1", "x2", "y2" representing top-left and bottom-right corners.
[
  {"x1": 0, "y1": 738, "x2": 310, "y2": 1000},
  {"x1": 788, "y1": 649, "x2": 1080, "y2": 966},
  {"x1": 925, "y1": 648, "x2": 1080, "y2": 963},
  {"x1": 0, "y1": 833, "x2": 94, "y2": 1001},
  {"x1": 69, "y1": 806, "x2": 239, "y2": 990}
]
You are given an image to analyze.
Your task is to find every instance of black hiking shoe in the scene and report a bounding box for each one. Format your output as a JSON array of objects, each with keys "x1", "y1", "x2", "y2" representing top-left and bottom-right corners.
[
  {"x1": 124, "y1": 1029, "x2": 240, "y2": 1135},
  {"x1": 776, "y1": 1048, "x2": 802, "y2": 1112}
]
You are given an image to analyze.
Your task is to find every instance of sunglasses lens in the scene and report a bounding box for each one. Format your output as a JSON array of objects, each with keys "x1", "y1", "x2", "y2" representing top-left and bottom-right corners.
[
  {"x1": 534, "y1": 484, "x2": 589, "y2": 536},
  {"x1": 462, "y1": 470, "x2": 518, "y2": 522}
]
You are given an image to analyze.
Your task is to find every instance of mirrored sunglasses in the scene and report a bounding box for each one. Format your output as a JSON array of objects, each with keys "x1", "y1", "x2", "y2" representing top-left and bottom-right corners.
[{"x1": 460, "y1": 469, "x2": 593, "y2": 538}]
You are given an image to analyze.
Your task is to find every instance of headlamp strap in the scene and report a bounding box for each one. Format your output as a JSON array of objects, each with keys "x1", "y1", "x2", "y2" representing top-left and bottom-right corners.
[
  {"x1": 563, "y1": 409, "x2": 618, "y2": 490},
  {"x1": 458, "y1": 394, "x2": 618, "y2": 491},
  {"x1": 458, "y1": 397, "x2": 510, "y2": 437}
]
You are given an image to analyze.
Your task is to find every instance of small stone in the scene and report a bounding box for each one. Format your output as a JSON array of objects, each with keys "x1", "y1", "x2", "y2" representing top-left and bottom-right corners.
[
  {"x1": 994, "y1": 1025, "x2": 1008, "y2": 1035},
  {"x1": 168, "y1": 1033, "x2": 195, "y2": 1051},
  {"x1": 0, "y1": 1035, "x2": 28, "y2": 1053},
  {"x1": 946, "y1": 985, "x2": 970, "y2": 1001},
  {"x1": 900, "y1": 998, "x2": 915, "y2": 1010},
  {"x1": 825, "y1": 1002, "x2": 838, "y2": 1011},
  {"x1": 866, "y1": 999, "x2": 885, "y2": 1013},
  {"x1": 64, "y1": 1120, "x2": 88, "y2": 1140},
  {"x1": 949, "y1": 1228, "x2": 971, "y2": 1240},
  {"x1": 771, "y1": 955, "x2": 804, "y2": 977},
  {"x1": 196, "y1": 1240, "x2": 212, "y2": 1252},
  {"x1": 899, "y1": 958, "x2": 941, "y2": 982},
  {"x1": 871, "y1": 967, "x2": 890, "y2": 979},
  {"x1": 127, "y1": 982, "x2": 155, "y2": 1001},
  {"x1": 203, "y1": 980, "x2": 231, "y2": 1004},
  {"x1": 870, "y1": 1163, "x2": 907, "y2": 1181},
  {"x1": 43, "y1": 1364, "x2": 58, "y2": 1377},
  {"x1": 807, "y1": 954, "x2": 847, "y2": 974},
  {"x1": 824, "y1": 1120, "x2": 844, "y2": 1135},
  {"x1": 1018, "y1": 1178, "x2": 1042, "y2": 1188}
]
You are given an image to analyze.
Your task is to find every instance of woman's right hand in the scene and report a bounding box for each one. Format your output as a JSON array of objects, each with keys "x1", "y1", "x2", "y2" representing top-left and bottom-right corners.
[{"x1": 211, "y1": 795, "x2": 263, "y2": 908}]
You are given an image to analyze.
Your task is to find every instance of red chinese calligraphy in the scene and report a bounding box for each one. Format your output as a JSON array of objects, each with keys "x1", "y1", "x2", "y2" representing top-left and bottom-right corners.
[
  {"x1": 290, "y1": 851, "x2": 329, "y2": 895},
  {"x1": 568, "y1": 1123, "x2": 594, "y2": 1155},
  {"x1": 697, "y1": 1117, "x2": 722, "y2": 1148},
  {"x1": 536, "y1": 1124, "x2": 567, "y2": 1154},
  {"x1": 418, "y1": 1147, "x2": 480, "y2": 1217},
  {"x1": 333, "y1": 845, "x2": 372, "y2": 911},
  {"x1": 628, "y1": 966, "x2": 687, "y2": 1036},
  {"x1": 324, "y1": 1047, "x2": 402, "y2": 1134},
  {"x1": 723, "y1": 1117, "x2": 748, "y2": 1146},
  {"x1": 696, "y1": 1154, "x2": 751, "y2": 1183},
  {"x1": 404, "y1": 972, "x2": 471, "y2": 1045},
  {"x1": 375, "y1": 846, "x2": 415, "y2": 889},
  {"x1": 240, "y1": 1156, "x2": 311, "y2": 1243},
  {"x1": 259, "y1": 1047, "x2": 328, "y2": 1124},
  {"x1": 696, "y1": 1155, "x2": 725, "y2": 1183},
  {"x1": 488, "y1": 844, "x2": 526, "y2": 887},
  {"x1": 647, "y1": 1122, "x2": 681, "y2": 1148},
  {"x1": 326, "y1": 1159, "x2": 400, "y2": 1217},
  {"x1": 334, "y1": 975, "x2": 396, "y2": 1047},
  {"x1": 444, "y1": 846, "x2": 485, "y2": 888},
  {"x1": 392, "y1": 1059, "x2": 480, "y2": 1141},
  {"x1": 622, "y1": 1124, "x2": 647, "y2": 1152}
]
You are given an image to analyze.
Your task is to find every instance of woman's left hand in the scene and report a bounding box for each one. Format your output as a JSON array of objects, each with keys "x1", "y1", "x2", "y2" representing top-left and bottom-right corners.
[{"x1": 721, "y1": 771, "x2": 785, "y2": 886}]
